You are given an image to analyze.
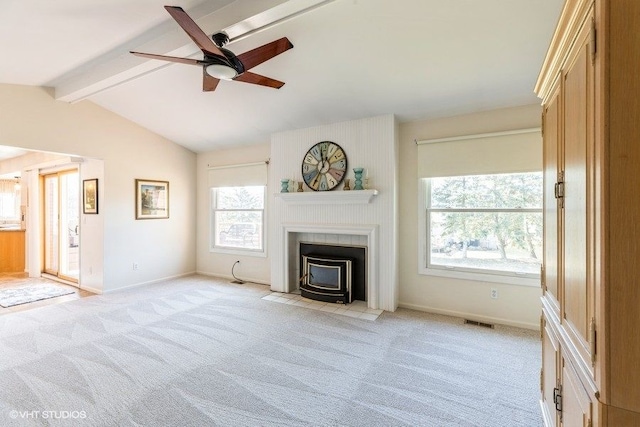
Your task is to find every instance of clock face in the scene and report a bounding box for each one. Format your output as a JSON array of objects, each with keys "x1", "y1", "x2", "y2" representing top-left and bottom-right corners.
[{"x1": 301, "y1": 141, "x2": 347, "y2": 191}]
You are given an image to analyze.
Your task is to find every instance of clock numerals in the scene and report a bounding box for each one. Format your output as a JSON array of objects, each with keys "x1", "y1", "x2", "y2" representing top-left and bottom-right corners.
[
  {"x1": 304, "y1": 154, "x2": 319, "y2": 165},
  {"x1": 329, "y1": 151, "x2": 345, "y2": 163},
  {"x1": 330, "y1": 159, "x2": 346, "y2": 170},
  {"x1": 326, "y1": 143, "x2": 337, "y2": 159},
  {"x1": 325, "y1": 173, "x2": 337, "y2": 189},
  {"x1": 310, "y1": 145, "x2": 322, "y2": 161},
  {"x1": 303, "y1": 169, "x2": 318, "y2": 187},
  {"x1": 319, "y1": 175, "x2": 328, "y2": 191},
  {"x1": 328, "y1": 168, "x2": 344, "y2": 181}
]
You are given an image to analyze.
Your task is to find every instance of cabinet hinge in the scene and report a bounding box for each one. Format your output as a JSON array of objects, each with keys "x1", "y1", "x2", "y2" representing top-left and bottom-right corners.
[
  {"x1": 553, "y1": 385, "x2": 563, "y2": 415},
  {"x1": 590, "y1": 17, "x2": 597, "y2": 64},
  {"x1": 541, "y1": 265, "x2": 546, "y2": 290},
  {"x1": 541, "y1": 111, "x2": 545, "y2": 137},
  {"x1": 555, "y1": 171, "x2": 565, "y2": 208},
  {"x1": 590, "y1": 317, "x2": 597, "y2": 365}
]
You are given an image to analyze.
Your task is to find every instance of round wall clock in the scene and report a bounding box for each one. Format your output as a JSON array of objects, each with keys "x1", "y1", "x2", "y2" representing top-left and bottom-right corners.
[{"x1": 301, "y1": 141, "x2": 348, "y2": 191}]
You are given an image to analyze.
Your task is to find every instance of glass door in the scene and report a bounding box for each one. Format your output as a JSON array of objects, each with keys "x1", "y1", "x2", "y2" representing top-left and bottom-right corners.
[{"x1": 43, "y1": 170, "x2": 79, "y2": 283}]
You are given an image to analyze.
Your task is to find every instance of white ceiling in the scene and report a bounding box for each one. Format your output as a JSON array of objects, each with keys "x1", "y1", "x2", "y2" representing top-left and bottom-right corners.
[{"x1": 0, "y1": 0, "x2": 564, "y2": 153}]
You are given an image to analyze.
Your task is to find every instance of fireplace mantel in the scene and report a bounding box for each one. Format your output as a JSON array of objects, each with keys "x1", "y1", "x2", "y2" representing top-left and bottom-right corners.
[{"x1": 275, "y1": 189, "x2": 378, "y2": 205}]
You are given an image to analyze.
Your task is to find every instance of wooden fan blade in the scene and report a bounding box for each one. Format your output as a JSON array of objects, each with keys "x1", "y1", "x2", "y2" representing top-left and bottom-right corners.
[
  {"x1": 237, "y1": 37, "x2": 293, "y2": 71},
  {"x1": 203, "y1": 68, "x2": 220, "y2": 92},
  {"x1": 164, "y1": 6, "x2": 225, "y2": 57},
  {"x1": 131, "y1": 51, "x2": 205, "y2": 66},
  {"x1": 233, "y1": 72, "x2": 285, "y2": 89}
]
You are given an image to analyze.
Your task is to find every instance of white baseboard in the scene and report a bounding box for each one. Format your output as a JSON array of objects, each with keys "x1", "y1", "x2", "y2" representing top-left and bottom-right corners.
[
  {"x1": 101, "y1": 271, "x2": 197, "y2": 293},
  {"x1": 195, "y1": 270, "x2": 270, "y2": 286},
  {"x1": 398, "y1": 302, "x2": 539, "y2": 331},
  {"x1": 80, "y1": 285, "x2": 103, "y2": 295}
]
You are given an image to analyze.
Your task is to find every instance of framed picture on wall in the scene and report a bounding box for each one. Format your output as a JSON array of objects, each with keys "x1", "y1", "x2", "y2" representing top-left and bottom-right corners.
[
  {"x1": 83, "y1": 179, "x2": 99, "y2": 214},
  {"x1": 135, "y1": 179, "x2": 169, "y2": 219}
]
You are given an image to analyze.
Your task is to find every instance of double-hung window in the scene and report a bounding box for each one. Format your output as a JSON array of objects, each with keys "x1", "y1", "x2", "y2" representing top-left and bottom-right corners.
[
  {"x1": 425, "y1": 172, "x2": 542, "y2": 279},
  {"x1": 208, "y1": 161, "x2": 268, "y2": 256},
  {"x1": 416, "y1": 127, "x2": 543, "y2": 286},
  {"x1": 211, "y1": 186, "x2": 265, "y2": 253}
]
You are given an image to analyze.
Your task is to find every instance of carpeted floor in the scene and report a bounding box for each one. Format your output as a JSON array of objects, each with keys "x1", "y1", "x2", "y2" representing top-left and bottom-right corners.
[{"x1": 0, "y1": 275, "x2": 541, "y2": 426}]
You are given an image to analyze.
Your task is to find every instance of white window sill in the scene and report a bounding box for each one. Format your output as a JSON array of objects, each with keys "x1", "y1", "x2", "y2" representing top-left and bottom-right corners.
[
  {"x1": 419, "y1": 266, "x2": 540, "y2": 287},
  {"x1": 210, "y1": 247, "x2": 267, "y2": 258}
]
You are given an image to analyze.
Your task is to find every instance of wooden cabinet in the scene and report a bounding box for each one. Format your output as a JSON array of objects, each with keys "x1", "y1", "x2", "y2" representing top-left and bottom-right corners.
[
  {"x1": 541, "y1": 309, "x2": 561, "y2": 427},
  {"x1": 536, "y1": 0, "x2": 640, "y2": 425},
  {"x1": 0, "y1": 230, "x2": 26, "y2": 273}
]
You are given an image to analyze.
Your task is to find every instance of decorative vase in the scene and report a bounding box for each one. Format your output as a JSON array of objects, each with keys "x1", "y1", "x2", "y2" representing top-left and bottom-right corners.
[
  {"x1": 297, "y1": 182, "x2": 304, "y2": 192},
  {"x1": 353, "y1": 168, "x2": 364, "y2": 190},
  {"x1": 343, "y1": 179, "x2": 351, "y2": 191},
  {"x1": 281, "y1": 178, "x2": 290, "y2": 193}
]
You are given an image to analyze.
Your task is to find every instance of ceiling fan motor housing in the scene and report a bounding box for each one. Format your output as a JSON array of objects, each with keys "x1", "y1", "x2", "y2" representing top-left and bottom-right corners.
[{"x1": 205, "y1": 48, "x2": 245, "y2": 75}]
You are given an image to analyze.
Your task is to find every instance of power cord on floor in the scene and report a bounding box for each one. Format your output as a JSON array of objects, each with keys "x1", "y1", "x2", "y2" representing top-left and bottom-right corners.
[{"x1": 231, "y1": 260, "x2": 245, "y2": 284}]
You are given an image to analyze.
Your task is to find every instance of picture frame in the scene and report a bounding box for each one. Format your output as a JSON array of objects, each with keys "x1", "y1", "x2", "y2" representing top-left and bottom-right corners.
[
  {"x1": 83, "y1": 179, "x2": 99, "y2": 214},
  {"x1": 135, "y1": 179, "x2": 169, "y2": 219}
]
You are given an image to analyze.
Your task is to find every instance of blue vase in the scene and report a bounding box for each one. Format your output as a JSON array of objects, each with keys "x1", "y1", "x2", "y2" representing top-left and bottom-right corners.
[
  {"x1": 281, "y1": 179, "x2": 290, "y2": 193},
  {"x1": 353, "y1": 168, "x2": 364, "y2": 190}
]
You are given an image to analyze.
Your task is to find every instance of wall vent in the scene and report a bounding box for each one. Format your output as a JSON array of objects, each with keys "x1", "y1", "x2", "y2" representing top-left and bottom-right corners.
[{"x1": 464, "y1": 319, "x2": 495, "y2": 329}]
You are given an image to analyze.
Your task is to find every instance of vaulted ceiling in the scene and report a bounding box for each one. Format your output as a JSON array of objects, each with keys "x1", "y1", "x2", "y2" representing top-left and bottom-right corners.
[{"x1": 0, "y1": 0, "x2": 564, "y2": 153}]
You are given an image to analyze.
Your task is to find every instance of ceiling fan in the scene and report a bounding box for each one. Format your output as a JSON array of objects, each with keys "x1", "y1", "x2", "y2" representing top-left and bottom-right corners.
[{"x1": 130, "y1": 6, "x2": 293, "y2": 92}]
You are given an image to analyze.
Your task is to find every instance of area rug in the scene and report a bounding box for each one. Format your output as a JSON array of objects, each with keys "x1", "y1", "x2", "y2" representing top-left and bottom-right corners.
[{"x1": 0, "y1": 284, "x2": 74, "y2": 307}]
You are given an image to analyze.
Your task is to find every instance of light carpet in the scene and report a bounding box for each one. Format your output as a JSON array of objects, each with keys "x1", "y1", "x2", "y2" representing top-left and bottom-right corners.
[
  {"x1": 0, "y1": 284, "x2": 74, "y2": 308},
  {"x1": 0, "y1": 275, "x2": 541, "y2": 426}
]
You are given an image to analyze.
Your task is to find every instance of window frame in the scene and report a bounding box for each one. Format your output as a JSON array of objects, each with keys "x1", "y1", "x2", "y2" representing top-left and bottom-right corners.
[
  {"x1": 210, "y1": 186, "x2": 267, "y2": 257},
  {"x1": 418, "y1": 176, "x2": 541, "y2": 287}
]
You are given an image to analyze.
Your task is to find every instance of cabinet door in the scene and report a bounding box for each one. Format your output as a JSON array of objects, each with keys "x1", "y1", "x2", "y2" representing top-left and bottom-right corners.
[
  {"x1": 561, "y1": 355, "x2": 592, "y2": 427},
  {"x1": 543, "y1": 87, "x2": 561, "y2": 309},
  {"x1": 561, "y1": 14, "x2": 595, "y2": 372},
  {"x1": 541, "y1": 313, "x2": 560, "y2": 427}
]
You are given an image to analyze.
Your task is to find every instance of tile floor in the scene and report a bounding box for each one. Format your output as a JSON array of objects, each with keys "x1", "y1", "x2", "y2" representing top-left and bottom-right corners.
[{"x1": 262, "y1": 291, "x2": 383, "y2": 321}]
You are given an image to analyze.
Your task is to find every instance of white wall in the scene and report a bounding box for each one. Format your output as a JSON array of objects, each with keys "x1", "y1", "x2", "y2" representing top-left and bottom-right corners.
[
  {"x1": 0, "y1": 84, "x2": 197, "y2": 292},
  {"x1": 269, "y1": 114, "x2": 399, "y2": 311},
  {"x1": 398, "y1": 104, "x2": 543, "y2": 329},
  {"x1": 196, "y1": 143, "x2": 271, "y2": 284}
]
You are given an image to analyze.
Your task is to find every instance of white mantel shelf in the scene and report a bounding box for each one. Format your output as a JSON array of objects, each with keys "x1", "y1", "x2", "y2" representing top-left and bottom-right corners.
[{"x1": 275, "y1": 189, "x2": 378, "y2": 205}]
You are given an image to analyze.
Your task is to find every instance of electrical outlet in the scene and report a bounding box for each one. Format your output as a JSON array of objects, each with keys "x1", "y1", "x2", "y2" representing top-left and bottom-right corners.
[
  {"x1": 133, "y1": 262, "x2": 138, "y2": 271},
  {"x1": 490, "y1": 288, "x2": 498, "y2": 299}
]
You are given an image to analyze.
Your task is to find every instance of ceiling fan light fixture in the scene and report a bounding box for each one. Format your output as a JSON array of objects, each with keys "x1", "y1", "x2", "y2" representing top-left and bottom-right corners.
[{"x1": 205, "y1": 64, "x2": 238, "y2": 80}]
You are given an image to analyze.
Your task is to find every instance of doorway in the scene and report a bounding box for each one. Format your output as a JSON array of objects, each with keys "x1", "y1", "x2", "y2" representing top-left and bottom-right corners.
[{"x1": 42, "y1": 170, "x2": 79, "y2": 283}]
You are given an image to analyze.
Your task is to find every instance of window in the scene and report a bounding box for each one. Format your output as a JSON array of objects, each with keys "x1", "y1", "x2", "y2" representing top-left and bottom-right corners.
[
  {"x1": 211, "y1": 186, "x2": 265, "y2": 254},
  {"x1": 0, "y1": 179, "x2": 20, "y2": 220},
  {"x1": 421, "y1": 172, "x2": 542, "y2": 283}
]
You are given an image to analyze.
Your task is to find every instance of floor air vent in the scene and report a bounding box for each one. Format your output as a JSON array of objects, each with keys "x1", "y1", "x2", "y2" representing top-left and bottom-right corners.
[{"x1": 464, "y1": 319, "x2": 495, "y2": 329}]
